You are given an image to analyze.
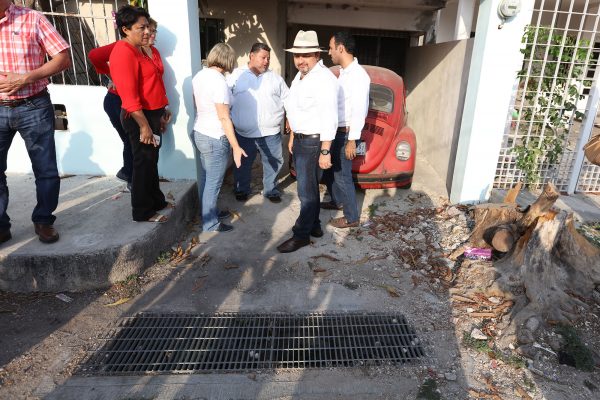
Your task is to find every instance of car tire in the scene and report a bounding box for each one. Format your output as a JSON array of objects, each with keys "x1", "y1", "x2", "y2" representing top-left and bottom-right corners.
[{"x1": 399, "y1": 181, "x2": 412, "y2": 190}]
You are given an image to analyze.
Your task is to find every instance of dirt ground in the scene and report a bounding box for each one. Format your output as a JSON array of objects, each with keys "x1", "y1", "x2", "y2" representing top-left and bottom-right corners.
[{"x1": 1, "y1": 165, "x2": 599, "y2": 399}]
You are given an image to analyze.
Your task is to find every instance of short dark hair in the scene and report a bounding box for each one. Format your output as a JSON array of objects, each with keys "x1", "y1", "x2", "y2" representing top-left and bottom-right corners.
[
  {"x1": 250, "y1": 42, "x2": 271, "y2": 54},
  {"x1": 115, "y1": 5, "x2": 150, "y2": 38},
  {"x1": 332, "y1": 31, "x2": 356, "y2": 55}
]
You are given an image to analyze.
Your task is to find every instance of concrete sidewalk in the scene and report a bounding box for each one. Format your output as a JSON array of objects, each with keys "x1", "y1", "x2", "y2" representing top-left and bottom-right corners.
[
  {"x1": 491, "y1": 188, "x2": 600, "y2": 222},
  {"x1": 0, "y1": 174, "x2": 197, "y2": 292}
]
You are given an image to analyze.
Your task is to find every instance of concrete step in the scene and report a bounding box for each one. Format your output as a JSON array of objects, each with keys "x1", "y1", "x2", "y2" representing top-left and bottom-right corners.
[{"x1": 0, "y1": 174, "x2": 197, "y2": 293}]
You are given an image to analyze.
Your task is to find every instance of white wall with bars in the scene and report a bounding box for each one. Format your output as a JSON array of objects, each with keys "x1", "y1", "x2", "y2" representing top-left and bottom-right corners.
[
  {"x1": 7, "y1": 0, "x2": 201, "y2": 180},
  {"x1": 7, "y1": 0, "x2": 134, "y2": 177},
  {"x1": 495, "y1": 0, "x2": 600, "y2": 193},
  {"x1": 14, "y1": 0, "x2": 134, "y2": 86}
]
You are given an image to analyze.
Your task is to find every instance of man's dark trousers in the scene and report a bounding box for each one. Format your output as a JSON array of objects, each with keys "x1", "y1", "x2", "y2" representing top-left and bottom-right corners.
[
  {"x1": 291, "y1": 136, "x2": 322, "y2": 240},
  {"x1": 0, "y1": 93, "x2": 60, "y2": 230}
]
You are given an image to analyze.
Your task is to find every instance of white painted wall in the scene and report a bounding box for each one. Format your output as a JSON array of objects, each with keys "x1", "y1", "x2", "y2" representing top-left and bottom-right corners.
[
  {"x1": 288, "y1": 3, "x2": 436, "y2": 32},
  {"x1": 436, "y1": 0, "x2": 477, "y2": 43},
  {"x1": 7, "y1": 85, "x2": 123, "y2": 176},
  {"x1": 149, "y1": 0, "x2": 201, "y2": 180},
  {"x1": 7, "y1": 0, "x2": 202, "y2": 180},
  {"x1": 203, "y1": 0, "x2": 286, "y2": 76},
  {"x1": 450, "y1": 0, "x2": 535, "y2": 204},
  {"x1": 436, "y1": 0, "x2": 459, "y2": 42}
]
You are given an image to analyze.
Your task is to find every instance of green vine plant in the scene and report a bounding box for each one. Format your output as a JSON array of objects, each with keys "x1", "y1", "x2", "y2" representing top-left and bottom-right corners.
[
  {"x1": 129, "y1": 0, "x2": 147, "y2": 9},
  {"x1": 512, "y1": 26, "x2": 591, "y2": 187}
]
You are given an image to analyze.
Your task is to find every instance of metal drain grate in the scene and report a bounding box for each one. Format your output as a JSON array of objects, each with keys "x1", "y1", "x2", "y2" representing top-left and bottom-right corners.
[{"x1": 79, "y1": 312, "x2": 425, "y2": 374}]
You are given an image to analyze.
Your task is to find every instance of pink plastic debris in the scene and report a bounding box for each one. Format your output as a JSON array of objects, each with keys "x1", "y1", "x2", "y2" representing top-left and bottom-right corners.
[{"x1": 463, "y1": 247, "x2": 492, "y2": 260}]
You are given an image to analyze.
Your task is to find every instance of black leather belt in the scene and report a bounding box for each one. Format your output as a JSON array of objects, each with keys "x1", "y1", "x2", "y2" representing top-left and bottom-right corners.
[
  {"x1": 294, "y1": 133, "x2": 320, "y2": 139},
  {"x1": 337, "y1": 126, "x2": 349, "y2": 133},
  {"x1": 0, "y1": 89, "x2": 49, "y2": 108}
]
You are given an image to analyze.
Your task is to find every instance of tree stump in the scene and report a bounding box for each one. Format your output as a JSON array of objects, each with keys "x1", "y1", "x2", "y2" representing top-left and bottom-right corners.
[{"x1": 463, "y1": 183, "x2": 600, "y2": 346}]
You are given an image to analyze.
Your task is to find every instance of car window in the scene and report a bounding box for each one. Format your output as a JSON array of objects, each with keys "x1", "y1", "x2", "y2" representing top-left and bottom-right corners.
[{"x1": 369, "y1": 84, "x2": 394, "y2": 114}]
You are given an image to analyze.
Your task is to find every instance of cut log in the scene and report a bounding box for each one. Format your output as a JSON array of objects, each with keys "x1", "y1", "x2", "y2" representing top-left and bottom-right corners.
[
  {"x1": 459, "y1": 182, "x2": 600, "y2": 348},
  {"x1": 483, "y1": 224, "x2": 519, "y2": 252},
  {"x1": 515, "y1": 182, "x2": 560, "y2": 233},
  {"x1": 469, "y1": 183, "x2": 560, "y2": 252}
]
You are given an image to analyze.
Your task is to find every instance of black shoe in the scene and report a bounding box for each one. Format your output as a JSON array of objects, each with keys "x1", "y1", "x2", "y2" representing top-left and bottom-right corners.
[
  {"x1": 116, "y1": 170, "x2": 130, "y2": 183},
  {"x1": 267, "y1": 195, "x2": 281, "y2": 203},
  {"x1": 310, "y1": 226, "x2": 324, "y2": 238},
  {"x1": 235, "y1": 192, "x2": 249, "y2": 202},
  {"x1": 277, "y1": 237, "x2": 310, "y2": 253},
  {"x1": 216, "y1": 223, "x2": 233, "y2": 232},
  {"x1": 320, "y1": 201, "x2": 343, "y2": 210},
  {"x1": 0, "y1": 229, "x2": 11, "y2": 244},
  {"x1": 217, "y1": 210, "x2": 231, "y2": 220}
]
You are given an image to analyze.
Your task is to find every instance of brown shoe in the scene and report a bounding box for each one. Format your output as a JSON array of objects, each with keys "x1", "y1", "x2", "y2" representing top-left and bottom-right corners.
[
  {"x1": 320, "y1": 201, "x2": 343, "y2": 210},
  {"x1": 34, "y1": 223, "x2": 59, "y2": 243},
  {"x1": 0, "y1": 229, "x2": 11, "y2": 244},
  {"x1": 277, "y1": 237, "x2": 310, "y2": 253},
  {"x1": 329, "y1": 217, "x2": 359, "y2": 229}
]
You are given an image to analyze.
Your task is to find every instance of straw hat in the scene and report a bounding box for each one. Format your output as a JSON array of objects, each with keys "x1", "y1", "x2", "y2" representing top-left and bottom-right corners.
[{"x1": 285, "y1": 30, "x2": 325, "y2": 53}]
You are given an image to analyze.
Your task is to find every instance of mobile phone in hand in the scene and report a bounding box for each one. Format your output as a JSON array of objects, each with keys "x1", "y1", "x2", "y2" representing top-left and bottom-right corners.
[{"x1": 153, "y1": 134, "x2": 161, "y2": 146}]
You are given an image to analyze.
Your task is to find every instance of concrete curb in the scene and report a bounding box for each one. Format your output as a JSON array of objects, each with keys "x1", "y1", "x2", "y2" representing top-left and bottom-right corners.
[{"x1": 0, "y1": 176, "x2": 197, "y2": 293}]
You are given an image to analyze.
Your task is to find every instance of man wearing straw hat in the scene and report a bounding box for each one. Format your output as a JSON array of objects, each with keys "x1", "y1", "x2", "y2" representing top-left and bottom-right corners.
[{"x1": 277, "y1": 30, "x2": 338, "y2": 253}]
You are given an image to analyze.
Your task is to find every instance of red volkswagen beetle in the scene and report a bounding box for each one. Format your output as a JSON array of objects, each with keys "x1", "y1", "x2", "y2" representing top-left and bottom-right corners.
[{"x1": 290, "y1": 66, "x2": 416, "y2": 189}]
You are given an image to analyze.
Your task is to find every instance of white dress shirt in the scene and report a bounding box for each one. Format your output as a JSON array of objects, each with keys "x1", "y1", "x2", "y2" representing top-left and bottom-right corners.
[
  {"x1": 227, "y1": 67, "x2": 290, "y2": 138},
  {"x1": 285, "y1": 60, "x2": 338, "y2": 142},
  {"x1": 337, "y1": 58, "x2": 371, "y2": 140},
  {"x1": 192, "y1": 68, "x2": 230, "y2": 139}
]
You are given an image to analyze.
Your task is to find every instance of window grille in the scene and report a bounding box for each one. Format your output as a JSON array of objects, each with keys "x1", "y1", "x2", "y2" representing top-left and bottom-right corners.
[
  {"x1": 495, "y1": 0, "x2": 600, "y2": 193},
  {"x1": 14, "y1": 0, "x2": 134, "y2": 86}
]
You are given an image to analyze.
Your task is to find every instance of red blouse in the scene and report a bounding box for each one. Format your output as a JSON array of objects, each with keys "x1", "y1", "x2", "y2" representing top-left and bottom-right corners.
[
  {"x1": 108, "y1": 40, "x2": 168, "y2": 112},
  {"x1": 88, "y1": 42, "x2": 118, "y2": 95}
]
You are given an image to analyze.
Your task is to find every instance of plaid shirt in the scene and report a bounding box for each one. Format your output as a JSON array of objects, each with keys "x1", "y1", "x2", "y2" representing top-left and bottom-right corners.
[{"x1": 0, "y1": 4, "x2": 69, "y2": 100}]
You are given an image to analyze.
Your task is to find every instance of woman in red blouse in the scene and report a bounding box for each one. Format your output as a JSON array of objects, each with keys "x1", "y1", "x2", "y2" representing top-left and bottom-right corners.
[
  {"x1": 109, "y1": 6, "x2": 171, "y2": 223},
  {"x1": 88, "y1": 41, "x2": 132, "y2": 191}
]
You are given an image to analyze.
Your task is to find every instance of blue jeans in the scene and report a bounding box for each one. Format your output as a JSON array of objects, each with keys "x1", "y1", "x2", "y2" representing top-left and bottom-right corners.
[
  {"x1": 323, "y1": 133, "x2": 360, "y2": 223},
  {"x1": 0, "y1": 92, "x2": 59, "y2": 230},
  {"x1": 233, "y1": 133, "x2": 283, "y2": 197},
  {"x1": 292, "y1": 136, "x2": 322, "y2": 240},
  {"x1": 194, "y1": 132, "x2": 230, "y2": 231},
  {"x1": 104, "y1": 92, "x2": 132, "y2": 181}
]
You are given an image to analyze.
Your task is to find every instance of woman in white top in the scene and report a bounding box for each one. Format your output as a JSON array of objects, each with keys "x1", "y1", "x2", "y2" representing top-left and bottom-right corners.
[{"x1": 192, "y1": 43, "x2": 246, "y2": 232}]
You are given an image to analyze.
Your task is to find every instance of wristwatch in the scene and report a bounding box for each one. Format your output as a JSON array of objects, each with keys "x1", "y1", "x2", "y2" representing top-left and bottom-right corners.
[{"x1": 320, "y1": 149, "x2": 330, "y2": 155}]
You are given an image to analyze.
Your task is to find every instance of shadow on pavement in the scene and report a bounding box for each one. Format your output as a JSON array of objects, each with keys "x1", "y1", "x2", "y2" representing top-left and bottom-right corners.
[{"x1": 34, "y1": 155, "x2": 471, "y2": 399}]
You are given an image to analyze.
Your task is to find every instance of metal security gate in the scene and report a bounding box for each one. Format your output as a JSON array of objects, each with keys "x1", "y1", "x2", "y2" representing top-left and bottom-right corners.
[
  {"x1": 495, "y1": 0, "x2": 600, "y2": 193},
  {"x1": 14, "y1": 0, "x2": 132, "y2": 86}
]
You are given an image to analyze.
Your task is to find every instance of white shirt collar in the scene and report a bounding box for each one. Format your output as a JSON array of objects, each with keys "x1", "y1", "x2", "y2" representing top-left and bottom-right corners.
[{"x1": 340, "y1": 58, "x2": 360, "y2": 75}]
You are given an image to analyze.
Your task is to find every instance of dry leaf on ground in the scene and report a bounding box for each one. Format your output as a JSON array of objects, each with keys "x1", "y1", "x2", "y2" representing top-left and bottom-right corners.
[
  {"x1": 104, "y1": 297, "x2": 131, "y2": 307},
  {"x1": 380, "y1": 285, "x2": 400, "y2": 298},
  {"x1": 310, "y1": 254, "x2": 340, "y2": 262}
]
